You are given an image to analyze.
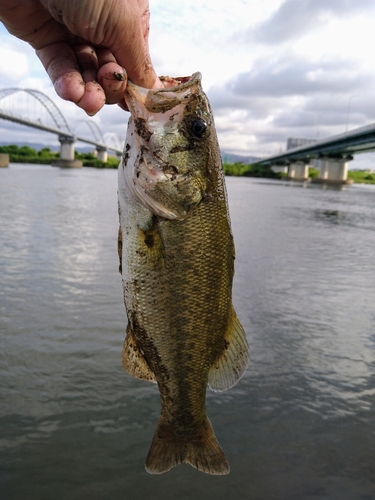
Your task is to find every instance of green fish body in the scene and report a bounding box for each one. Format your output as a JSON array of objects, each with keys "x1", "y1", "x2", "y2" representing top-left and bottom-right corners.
[{"x1": 118, "y1": 73, "x2": 249, "y2": 475}]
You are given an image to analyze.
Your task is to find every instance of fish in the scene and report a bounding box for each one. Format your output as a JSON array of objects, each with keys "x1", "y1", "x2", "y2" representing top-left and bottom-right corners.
[{"x1": 117, "y1": 72, "x2": 249, "y2": 475}]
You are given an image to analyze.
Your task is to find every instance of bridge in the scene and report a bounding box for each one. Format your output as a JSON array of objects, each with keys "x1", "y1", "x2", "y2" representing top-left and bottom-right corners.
[
  {"x1": 0, "y1": 88, "x2": 123, "y2": 167},
  {"x1": 256, "y1": 122, "x2": 375, "y2": 183}
]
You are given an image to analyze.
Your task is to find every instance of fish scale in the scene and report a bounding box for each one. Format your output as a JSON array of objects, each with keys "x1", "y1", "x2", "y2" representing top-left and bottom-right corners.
[{"x1": 118, "y1": 72, "x2": 249, "y2": 474}]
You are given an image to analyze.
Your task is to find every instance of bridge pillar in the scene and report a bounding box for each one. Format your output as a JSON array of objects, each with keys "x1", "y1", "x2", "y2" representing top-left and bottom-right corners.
[
  {"x1": 287, "y1": 161, "x2": 309, "y2": 181},
  {"x1": 52, "y1": 135, "x2": 82, "y2": 168},
  {"x1": 0, "y1": 153, "x2": 9, "y2": 167},
  {"x1": 96, "y1": 147, "x2": 108, "y2": 163},
  {"x1": 271, "y1": 165, "x2": 288, "y2": 175},
  {"x1": 314, "y1": 156, "x2": 353, "y2": 184}
]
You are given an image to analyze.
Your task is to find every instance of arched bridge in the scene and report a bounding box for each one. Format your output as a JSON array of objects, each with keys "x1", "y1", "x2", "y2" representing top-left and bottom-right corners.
[
  {"x1": 0, "y1": 88, "x2": 124, "y2": 164},
  {"x1": 256, "y1": 122, "x2": 375, "y2": 183}
]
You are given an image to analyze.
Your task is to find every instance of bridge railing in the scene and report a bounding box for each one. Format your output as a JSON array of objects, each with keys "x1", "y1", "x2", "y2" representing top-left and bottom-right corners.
[
  {"x1": 282, "y1": 122, "x2": 375, "y2": 156},
  {"x1": 256, "y1": 122, "x2": 375, "y2": 165},
  {"x1": 0, "y1": 87, "x2": 123, "y2": 154}
]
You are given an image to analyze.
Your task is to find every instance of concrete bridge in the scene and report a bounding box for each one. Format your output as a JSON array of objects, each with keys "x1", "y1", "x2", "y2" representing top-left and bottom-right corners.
[
  {"x1": 256, "y1": 123, "x2": 375, "y2": 183},
  {"x1": 0, "y1": 88, "x2": 123, "y2": 167}
]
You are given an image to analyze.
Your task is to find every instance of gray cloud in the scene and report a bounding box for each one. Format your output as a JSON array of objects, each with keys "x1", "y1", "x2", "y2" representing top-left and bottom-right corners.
[
  {"x1": 0, "y1": 120, "x2": 60, "y2": 147},
  {"x1": 244, "y1": 0, "x2": 375, "y2": 45},
  {"x1": 209, "y1": 53, "x2": 372, "y2": 113},
  {"x1": 208, "y1": 46, "x2": 374, "y2": 155}
]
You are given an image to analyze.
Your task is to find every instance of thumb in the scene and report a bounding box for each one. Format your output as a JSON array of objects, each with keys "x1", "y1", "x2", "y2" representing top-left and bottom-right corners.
[{"x1": 109, "y1": 4, "x2": 162, "y2": 89}]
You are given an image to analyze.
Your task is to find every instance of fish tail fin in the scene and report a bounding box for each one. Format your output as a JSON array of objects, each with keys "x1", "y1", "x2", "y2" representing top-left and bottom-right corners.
[{"x1": 145, "y1": 416, "x2": 230, "y2": 475}]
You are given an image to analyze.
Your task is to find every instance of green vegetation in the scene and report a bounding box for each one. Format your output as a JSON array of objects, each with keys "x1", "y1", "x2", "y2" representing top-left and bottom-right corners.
[
  {"x1": 308, "y1": 167, "x2": 319, "y2": 178},
  {"x1": 2, "y1": 145, "x2": 374, "y2": 183},
  {"x1": 224, "y1": 162, "x2": 375, "y2": 184},
  {"x1": 347, "y1": 170, "x2": 375, "y2": 184},
  {"x1": 75, "y1": 151, "x2": 120, "y2": 168},
  {"x1": 0, "y1": 144, "x2": 59, "y2": 164},
  {"x1": 0, "y1": 144, "x2": 120, "y2": 168},
  {"x1": 223, "y1": 162, "x2": 283, "y2": 179}
]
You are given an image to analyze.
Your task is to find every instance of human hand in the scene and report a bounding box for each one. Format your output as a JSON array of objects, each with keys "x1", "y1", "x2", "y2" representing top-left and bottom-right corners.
[{"x1": 0, "y1": 0, "x2": 162, "y2": 115}]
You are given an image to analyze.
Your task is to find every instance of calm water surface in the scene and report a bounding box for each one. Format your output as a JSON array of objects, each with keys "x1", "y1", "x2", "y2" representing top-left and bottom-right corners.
[{"x1": 1, "y1": 164, "x2": 375, "y2": 500}]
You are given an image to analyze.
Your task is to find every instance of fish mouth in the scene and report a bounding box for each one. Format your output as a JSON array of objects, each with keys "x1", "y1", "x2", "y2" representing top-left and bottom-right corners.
[
  {"x1": 124, "y1": 73, "x2": 202, "y2": 116},
  {"x1": 155, "y1": 73, "x2": 202, "y2": 92},
  {"x1": 122, "y1": 73, "x2": 208, "y2": 220}
]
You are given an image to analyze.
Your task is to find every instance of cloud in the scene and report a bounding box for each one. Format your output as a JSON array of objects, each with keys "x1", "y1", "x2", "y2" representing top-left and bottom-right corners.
[
  {"x1": 207, "y1": 42, "x2": 374, "y2": 158},
  {"x1": 0, "y1": 0, "x2": 373, "y2": 170},
  {"x1": 0, "y1": 47, "x2": 30, "y2": 83},
  {"x1": 88, "y1": 104, "x2": 128, "y2": 144},
  {"x1": 209, "y1": 52, "x2": 372, "y2": 113},
  {"x1": 243, "y1": 0, "x2": 375, "y2": 44}
]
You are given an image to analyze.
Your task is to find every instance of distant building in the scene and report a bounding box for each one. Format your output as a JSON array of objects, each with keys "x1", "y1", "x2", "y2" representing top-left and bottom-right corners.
[{"x1": 286, "y1": 138, "x2": 317, "y2": 150}]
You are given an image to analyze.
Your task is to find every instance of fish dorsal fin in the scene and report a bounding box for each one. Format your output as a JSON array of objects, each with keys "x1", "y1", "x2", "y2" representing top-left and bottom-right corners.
[
  {"x1": 208, "y1": 308, "x2": 250, "y2": 392},
  {"x1": 122, "y1": 324, "x2": 157, "y2": 383}
]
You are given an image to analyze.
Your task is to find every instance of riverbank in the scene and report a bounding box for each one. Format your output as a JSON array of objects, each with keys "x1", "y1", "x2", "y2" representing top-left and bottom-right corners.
[
  {"x1": 1, "y1": 145, "x2": 373, "y2": 182},
  {"x1": 224, "y1": 163, "x2": 375, "y2": 184},
  {"x1": 0, "y1": 145, "x2": 119, "y2": 169}
]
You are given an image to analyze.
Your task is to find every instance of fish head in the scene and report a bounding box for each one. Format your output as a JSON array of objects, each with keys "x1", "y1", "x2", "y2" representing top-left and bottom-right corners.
[{"x1": 121, "y1": 73, "x2": 217, "y2": 220}]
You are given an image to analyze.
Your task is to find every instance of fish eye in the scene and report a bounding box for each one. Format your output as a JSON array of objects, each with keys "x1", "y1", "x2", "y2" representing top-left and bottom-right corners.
[{"x1": 191, "y1": 119, "x2": 207, "y2": 138}]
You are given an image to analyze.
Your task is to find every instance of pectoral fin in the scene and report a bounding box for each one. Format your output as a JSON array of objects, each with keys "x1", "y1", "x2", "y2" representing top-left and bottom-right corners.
[
  {"x1": 208, "y1": 307, "x2": 250, "y2": 392},
  {"x1": 121, "y1": 324, "x2": 156, "y2": 383}
]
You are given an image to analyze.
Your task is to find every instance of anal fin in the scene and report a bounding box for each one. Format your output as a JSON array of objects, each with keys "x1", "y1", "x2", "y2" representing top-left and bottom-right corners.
[
  {"x1": 208, "y1": 307, "x2": 250, "y2": 392},
  {"x1": 121, "y1": 323, "x2": 156, "y2": 383}
]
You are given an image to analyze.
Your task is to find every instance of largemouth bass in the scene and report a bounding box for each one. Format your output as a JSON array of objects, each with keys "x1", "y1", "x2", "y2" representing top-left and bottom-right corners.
[{"x1": 118, "y1": 72, "x2": 249, "y2": 475}]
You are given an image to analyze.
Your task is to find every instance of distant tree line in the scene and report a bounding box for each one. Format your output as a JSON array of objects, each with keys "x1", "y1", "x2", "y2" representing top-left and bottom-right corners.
[
  {"x1": 223, "y1": 162, "x2": 375, "y2": 183},
  {"x1": 2, "y1": 145, "x2": 373, "y2": 182},
  {"x1": 223, "y1": 161, "x2": 283, "y2": 178},
  {"x1": 0, "y1": 144, "x2": 120, "y2": 168},
  {"x1": 0, "y1": 144, "x2": 59, "y2": 164}
]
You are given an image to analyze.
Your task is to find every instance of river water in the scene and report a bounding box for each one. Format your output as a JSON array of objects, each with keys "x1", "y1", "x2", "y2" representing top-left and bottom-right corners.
[{"x1": 1, "y1": 164, "x2": 374, "y2": 500}]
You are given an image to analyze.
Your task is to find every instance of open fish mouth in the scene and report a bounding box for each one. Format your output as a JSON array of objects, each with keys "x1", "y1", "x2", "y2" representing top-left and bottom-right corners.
[{"x1": 125, "y1": 72, "x2": 202, "y2": 115}]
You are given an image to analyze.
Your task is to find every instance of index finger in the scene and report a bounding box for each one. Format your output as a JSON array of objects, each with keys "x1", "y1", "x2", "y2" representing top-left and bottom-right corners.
[
  {"x1": 36, "y1": 41, "x2": 106, "y2": 115},
  {"x1": 96, "y1": 49, "x2": 128, "y2": 105}
]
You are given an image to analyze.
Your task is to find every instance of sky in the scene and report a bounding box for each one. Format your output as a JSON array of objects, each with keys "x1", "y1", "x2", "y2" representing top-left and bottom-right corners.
[{"x1": 0, "y1": 0, "x2": 374, "y2": 169}]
